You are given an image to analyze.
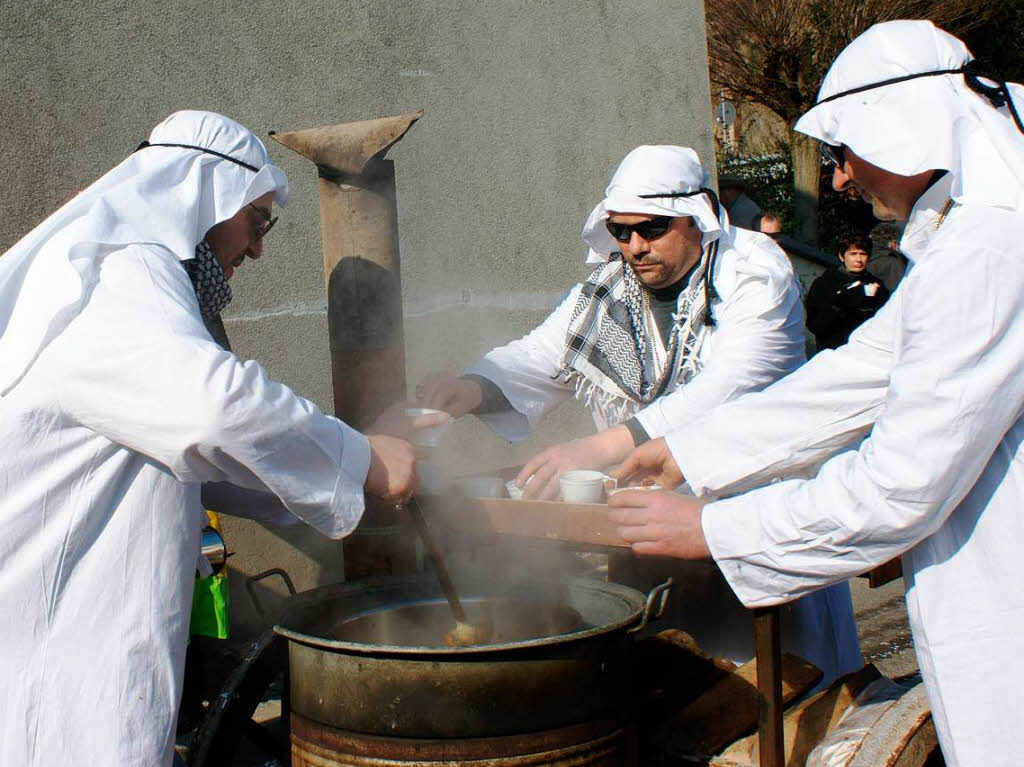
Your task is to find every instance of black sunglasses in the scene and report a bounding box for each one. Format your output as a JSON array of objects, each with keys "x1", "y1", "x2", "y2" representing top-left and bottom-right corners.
[
  {"x1": 605, "y1": 215, "x2": 674, "y2": 243},
  {"x1": 249, "y1": 203, "x2": 278, "y2": 241},
  {"x1": 819, "y1": 142, "x2": 846, "y2": 168}
]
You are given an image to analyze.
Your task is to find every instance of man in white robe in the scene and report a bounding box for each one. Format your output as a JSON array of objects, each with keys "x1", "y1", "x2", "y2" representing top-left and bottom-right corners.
[
  {"x1": 420, "y1": 146, "x2": 806, "y2": 496},
  {"x1": 417, "y1": 146, "x2": 862, "y2": 681},
  {"x1": 0, "y1": 111, "x2": 427, "y2": 766},
  {"x1": 610, "y1": 21, "x2": 1024, "y2": 767}
]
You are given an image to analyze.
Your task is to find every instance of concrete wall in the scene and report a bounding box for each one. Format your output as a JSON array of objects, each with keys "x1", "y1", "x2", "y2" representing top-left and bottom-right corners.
[{"x1": 1, "y1": 0, "x2": 714, "y2": 634}]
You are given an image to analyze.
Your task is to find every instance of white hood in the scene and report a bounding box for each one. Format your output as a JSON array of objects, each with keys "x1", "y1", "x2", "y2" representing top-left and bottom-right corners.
[
  {"x1": 795, "y1": 20, "x2": 1024, "y2": 212},
  {"x1": 580, "y1": 145, "x2": 731, "y2": 263},
  {"x1": 0, "y1": 110, "x2": 289, "y2": 395}
]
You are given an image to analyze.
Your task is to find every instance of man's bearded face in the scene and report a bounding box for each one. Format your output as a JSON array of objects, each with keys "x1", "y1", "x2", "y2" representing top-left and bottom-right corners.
[
  {"x1": 831, "y1": 148, "x2": 935, "y2": 222},
  {"x1": 607, "y1": 212, "x2": 704, "y2": 289},
  {"x1": 204, "y1": 192, "x2": 275, "y2": 279}
]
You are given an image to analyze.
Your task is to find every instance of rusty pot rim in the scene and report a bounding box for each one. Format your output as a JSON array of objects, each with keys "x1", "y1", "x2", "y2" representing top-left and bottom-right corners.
[{"x1": 273, "y1": 574, "x2": 670, "y2": 656}]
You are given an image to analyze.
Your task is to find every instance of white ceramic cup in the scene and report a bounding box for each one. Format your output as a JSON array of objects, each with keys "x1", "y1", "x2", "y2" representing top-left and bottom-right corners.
[
  {"x1": 559, "y1": 470, "x2": 617, "y2": 504},
  {"x1": 455, "y1": 476, "x2": 506, "y2": 498},
  {"x1": 404, "y1": 407, "x2": 452, "y2": 448}
]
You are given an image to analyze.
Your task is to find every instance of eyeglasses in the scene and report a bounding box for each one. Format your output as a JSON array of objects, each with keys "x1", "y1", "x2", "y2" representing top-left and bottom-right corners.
[
  {"x1": 248, "y1": 203, "x2": 278, "y2": 241},
  {"x1": 605, "y1": 215, "x2": 674, "y2": 244},
  {"x1": 819, "y1": 142, "x2": 846, "y2": 168}
]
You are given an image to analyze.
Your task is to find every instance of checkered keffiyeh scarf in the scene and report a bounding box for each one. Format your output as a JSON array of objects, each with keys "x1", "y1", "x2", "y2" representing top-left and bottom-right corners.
[
  {"x1": 557, "y1": 256, "x2": 709, "y2": 425},
  {"x1": 184, "y1": 241, "x2": 232, "y2": 319}
]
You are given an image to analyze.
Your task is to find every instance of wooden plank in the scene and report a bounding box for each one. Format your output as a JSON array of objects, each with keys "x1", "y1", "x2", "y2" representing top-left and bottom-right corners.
[
  {"x1": 714, "y1": 664, "x2": 883, "y2": 767},
  {"x1": 658, "y1": 652, "x2": 823, "y2": 761},
  {"x1": 419, "y1": 493, "x2": 631, "y2": 549},
  {"x1": 635, "y1": 629, "x2": 738, "y2": 719},
  {"x1": 635, "y1": 630, "x2": 742, "y2": 765},
  {"x1": 864, "y1": 558, "x2": 903, "y2": 588},
  {"x1": 755, "y1": 608, "x2": 785, "y2": 767}
]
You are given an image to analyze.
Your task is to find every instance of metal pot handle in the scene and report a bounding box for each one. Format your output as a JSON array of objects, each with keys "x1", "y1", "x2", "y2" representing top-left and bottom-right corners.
[
  {"x1": 245, "y1": 568, "x2": 297, "y2": 617},
  {"x1": 626, "y1": 578, "x2": 673, "y2": 634}
]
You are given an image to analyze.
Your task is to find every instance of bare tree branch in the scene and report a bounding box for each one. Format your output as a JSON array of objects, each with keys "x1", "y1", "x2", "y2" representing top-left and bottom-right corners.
[
  {"x1": 706, "y1": 0, "x2": 996, "y2": 244},
  {"x1": 707, "y1": 0, "x2": 992, "y2": 124}
]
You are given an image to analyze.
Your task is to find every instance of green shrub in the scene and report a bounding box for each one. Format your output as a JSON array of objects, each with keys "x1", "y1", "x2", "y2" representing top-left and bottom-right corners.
[{"x1": 717, "y1": 149, "x2": 876, "y2": 257}]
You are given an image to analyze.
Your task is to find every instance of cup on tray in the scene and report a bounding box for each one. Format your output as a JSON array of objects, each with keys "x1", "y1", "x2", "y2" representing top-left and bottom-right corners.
[
  {"x1": 505, "y1": 480, "x2": 524, "y2": 500},
  {"x1": 558, "y1": 470, "x2": 617, "y2": 504}
]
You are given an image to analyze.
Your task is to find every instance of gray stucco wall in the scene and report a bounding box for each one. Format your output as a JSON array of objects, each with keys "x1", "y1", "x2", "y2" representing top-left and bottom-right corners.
[{"x1": 1, "y1": 0, "x2": 714, "y2": 634}]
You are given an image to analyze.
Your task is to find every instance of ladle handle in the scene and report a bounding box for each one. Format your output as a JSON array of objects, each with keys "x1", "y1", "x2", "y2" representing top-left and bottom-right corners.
[
  {"x1": 245, "y1": 568, "x2": 297, "y2": 618},
  {"x1": 627, "y1": 578, "x2": 673, "y2": 634},
  {"x1": 405, "y1": 498, "x2": 469, "y2": 625}
]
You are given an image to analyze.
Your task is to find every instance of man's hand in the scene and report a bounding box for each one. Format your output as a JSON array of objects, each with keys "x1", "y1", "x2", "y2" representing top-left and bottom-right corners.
[
  {"x1": 365, "y1": 435, "x2": 418, "y2": 505},
  {"x1": 517, "y1": 426, "x2": 634, "y2": 500},
  {"x1": 367, "y1": 400, "x2": 451, "y2": 441},
  {"x1": 611, "y1": 437, "x2": 685, "y2": 489},
  {"x1": 415, "y1": 372, "x2": 482, "y2": 418},
  {"x1": 608, "y1": 490, "x2": 711, "y2": 559}
]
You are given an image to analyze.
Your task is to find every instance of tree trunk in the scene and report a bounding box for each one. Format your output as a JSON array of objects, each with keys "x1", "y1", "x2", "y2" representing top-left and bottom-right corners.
[{"x1": 790, "y1": 131, "x2": 821, "y2": 247}]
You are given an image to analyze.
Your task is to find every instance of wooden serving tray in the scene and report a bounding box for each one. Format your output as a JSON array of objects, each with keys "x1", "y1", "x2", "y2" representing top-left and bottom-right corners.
[{"x1": 417, "y1": 493, "x2": 630, "y2": 549}]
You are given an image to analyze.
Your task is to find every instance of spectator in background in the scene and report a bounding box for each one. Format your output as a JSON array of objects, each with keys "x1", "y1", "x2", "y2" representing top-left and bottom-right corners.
[
  {"x1": 869, "y1": 220, "x2": 909, "y2": 291},
  {"x1": 753, "y1": 211, "x2": 822, "y2": 265},
  {"x1": 718, "y1": 175, "x2": 762, "y2": 229},
  {"x1": 754, "y1": 211, "x2": 784, "y2": 238},
  {"x1": 805, "y1": 233, "x2": 890, "y2": 351}
]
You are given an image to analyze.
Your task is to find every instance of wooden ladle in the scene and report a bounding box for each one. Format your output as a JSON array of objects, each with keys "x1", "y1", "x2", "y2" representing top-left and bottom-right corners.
[{"x1": 404, "y1": 497, "x2": 492, "y2": 646}]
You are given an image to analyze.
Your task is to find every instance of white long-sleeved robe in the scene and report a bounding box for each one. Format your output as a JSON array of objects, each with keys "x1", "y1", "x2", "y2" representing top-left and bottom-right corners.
[
  {"x1": 468, "y1": 229, "x2": 807, "y2": 440},
  {"x1": 0, "y1": 244, "x2": 370, "y2": 766},
  {"x1": 466, "y1": 233, "x2": 862, "y2": 680},
  {"x1": 669, "y1": 175, "x2": 1024, "y2": 765}
]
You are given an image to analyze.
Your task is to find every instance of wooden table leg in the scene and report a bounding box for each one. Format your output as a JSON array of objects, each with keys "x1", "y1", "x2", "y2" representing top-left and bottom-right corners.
[{"x1": 754, "y1": 606, "x2": 784, "y2": 767}]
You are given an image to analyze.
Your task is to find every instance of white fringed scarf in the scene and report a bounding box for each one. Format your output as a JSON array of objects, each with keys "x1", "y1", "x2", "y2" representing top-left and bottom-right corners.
[{"x1": 557, "y1": 255, "x2": 711, "y2": 429}]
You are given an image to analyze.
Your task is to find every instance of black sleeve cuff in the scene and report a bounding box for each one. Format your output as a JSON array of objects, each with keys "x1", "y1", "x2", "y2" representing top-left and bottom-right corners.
[
  {"x1": 461, "y1": 374, "x2": 514, "y2": 415},
  {"x1": 624, "y1": 416, "x2": 650, "y2": 446}
]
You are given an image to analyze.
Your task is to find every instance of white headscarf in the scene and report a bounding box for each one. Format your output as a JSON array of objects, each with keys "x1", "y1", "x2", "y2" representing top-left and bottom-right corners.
[
  {"x1": 0, "y1": 110, "x2": 289, "y2": 395},
  {"x1": 580, "y1": 145, "x2": 729, "y2": 263},
  {"x1": 795, "y1": 20, "x2": 1024, "y2": 211}
]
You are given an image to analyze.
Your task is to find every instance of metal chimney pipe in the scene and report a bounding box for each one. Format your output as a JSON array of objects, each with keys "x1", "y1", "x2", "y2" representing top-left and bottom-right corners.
[
  {"x1": 272, "y1": 111, "x2": 423, "y2": 579},
  {"x1": 271, "y1": 110, "x2": 422, "y2": 429}
]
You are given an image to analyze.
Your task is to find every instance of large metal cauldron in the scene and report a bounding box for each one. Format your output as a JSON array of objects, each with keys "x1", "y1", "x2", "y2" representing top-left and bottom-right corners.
[{"x1": 274, "y1": 573, "x2": 670, "y2": 740}]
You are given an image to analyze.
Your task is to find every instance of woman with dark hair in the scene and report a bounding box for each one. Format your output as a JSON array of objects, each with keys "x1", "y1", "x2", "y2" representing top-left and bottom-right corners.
[{"x1": 805, "y1": 232, "x2": 890, "y2": 350}]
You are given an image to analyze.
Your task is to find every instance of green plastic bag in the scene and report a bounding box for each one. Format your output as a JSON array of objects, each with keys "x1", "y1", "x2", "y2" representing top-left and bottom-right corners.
[{"x1": 190, "y1": 570, "x2": 230, "y2": 639}]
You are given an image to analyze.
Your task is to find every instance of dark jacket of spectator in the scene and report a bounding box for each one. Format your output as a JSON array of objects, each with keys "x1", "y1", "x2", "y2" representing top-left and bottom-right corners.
[
  {"x1": 869, "y1": 221, "x2": 908, "y2": 292},
  {"x1": 805, "y1": 267, "x2": 890, "y2": 350},
  {"x1": 868, "y1": 248, "x2": 908, "y2": 292}
]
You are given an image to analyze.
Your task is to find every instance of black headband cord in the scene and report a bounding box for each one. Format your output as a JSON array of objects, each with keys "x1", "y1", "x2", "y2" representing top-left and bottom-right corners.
[
  {"x1": 134, "y1": 141, "x2": 260, "y2": 173},
  {"x1": 635, "y1": 186, "x2": 721, "y2": 327},
  {"x1": 637, "y1": 188, "x2": 706, "y2": 200},
  {"x1": 816, "y1": 59, "x2": 1024, "y2": 136}
]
